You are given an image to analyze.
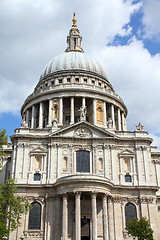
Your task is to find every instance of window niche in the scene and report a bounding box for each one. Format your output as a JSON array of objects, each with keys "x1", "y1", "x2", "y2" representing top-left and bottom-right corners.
[
  {"x1": 34, "y1": 155, "x2": 42, "y2": 171},
  {"x1": 63, "y1": 156, "x2": 68, "y2": 170},
  {"x1": 98, "y1": 157, "x2": 103, "y2": 170}
]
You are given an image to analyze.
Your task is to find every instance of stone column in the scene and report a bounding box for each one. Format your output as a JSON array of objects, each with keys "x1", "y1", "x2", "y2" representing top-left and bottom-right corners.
[
  {"x1": 62, "y1": 194, "x2": 68, "y2": 240},
  {"x1": 121, "y1": 112, "x2": 125, "y2": 131},
  {"x1": 117, "y1": 108, "x2": 121, "y2": 131},
  {"x1": 82, "y1": 97, "x2": 86, "y2": 107},
  {"x1": 26, "y1": 109, "x2": 29, "y2": 127},
  {"x1": 75, "y1": 192, "x2": 81, "y2": 240},
  {"x1": 108, "y1": 196, "x2": 115, "y2": 240},
  {"x1": 31, "y1": 105, "x2": 35, "y2": 128},
  {"x1": 59, "y1": 97, "x2": 63, "y2": 125},
  {"x1": 70, "y1": 97, "x2": 74, "y2": 124},
  {"x1": 103, "y1": 101, "x2": 107, "y2": 128},
  {"x1": 111, "y1": 104, "x2": 115, "y2": 129},
  {"x1": 91, "y1": 192, "x2": 97, "y2": 240},
  {"x1": 93, "y1": 99, "x2": 97, "y2": 125},
  {"x1": 48, "y1": 99, "x2": 52, "y2": 127},
  {"x1": 39, "y1": 102, "x2": 43, "y2": 128},
  {"x1": 102, "y1": 194, "x2": 108, "y2": 240}
]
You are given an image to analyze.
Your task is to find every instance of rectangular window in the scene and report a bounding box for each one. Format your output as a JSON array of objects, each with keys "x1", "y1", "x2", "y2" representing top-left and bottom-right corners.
[
  {"x1": 76, "y1": 150, "x2": 90, "y2": 173},
  {"x1": 34, "y1": 173, "x2": 41, "y2": 181}
]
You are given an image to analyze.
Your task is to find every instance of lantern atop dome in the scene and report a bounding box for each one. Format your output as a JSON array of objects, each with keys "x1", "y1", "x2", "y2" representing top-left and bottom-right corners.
[{"x1": 65, "y1": 13, "x2": 84, "y2": 53}]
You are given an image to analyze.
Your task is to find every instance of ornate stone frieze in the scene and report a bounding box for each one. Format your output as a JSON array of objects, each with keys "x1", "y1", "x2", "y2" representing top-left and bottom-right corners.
[
  {"x1": 74, "y1": 145, "x2": 91, "y2": 150},
  {"x1": 74, "y1": 127, "x2": 92, "y2": 138},
  {"x1": 140, "y1": 197, "x2": 154, "y2": 204},
  {"x1": 24, "y1": 230, "x2": 43, "y2": 238},
  {"x1": 153, "y1": 159, "x2": 160, "y2": 164}
]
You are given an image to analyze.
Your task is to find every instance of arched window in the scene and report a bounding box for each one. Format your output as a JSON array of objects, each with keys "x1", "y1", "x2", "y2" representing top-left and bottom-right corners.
[
  {"x1": 125, "y1": 202, "x2": 137, "y2": 224},
  {"x1": 28, "y1": 202, "x2": 41, "y2": 229},
  {"x1": 76, "y1": 150, "x2": 90, "y2": 173},
  {"x1": 125, "y1": 174, "x2": 132, "y2": 182}
]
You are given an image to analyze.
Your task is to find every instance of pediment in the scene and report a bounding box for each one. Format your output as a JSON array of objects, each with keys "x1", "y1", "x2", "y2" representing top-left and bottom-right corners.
[
  {"x1": 49, "y1": 121, "x2": 117, "y2": 139},
  {"x1": 118, "y1": 148, "x2": 134, "y2": 156},
  {"x1": 30, "y1": 146, "x2": 47, "y2": 154}
]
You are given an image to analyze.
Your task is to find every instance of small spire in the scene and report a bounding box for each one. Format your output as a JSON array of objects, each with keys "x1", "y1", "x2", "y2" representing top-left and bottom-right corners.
[{"x1": 72, "y1": 12, "x2": 77, "y2": 27}]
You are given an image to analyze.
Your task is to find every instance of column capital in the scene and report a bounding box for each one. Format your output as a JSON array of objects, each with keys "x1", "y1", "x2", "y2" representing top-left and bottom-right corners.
[
  {"x1": 75, "y1": 191, "x2": 81, "y2": 198},
  {"x1": 62, "y1": 193, "x2": 68, "y2": 199},
  {"x1": 102, "y1": 193, "x2": 108, "y2": 200},
  {"x1": 91, "y1": 191, "x2": 97, "y2": 199}
]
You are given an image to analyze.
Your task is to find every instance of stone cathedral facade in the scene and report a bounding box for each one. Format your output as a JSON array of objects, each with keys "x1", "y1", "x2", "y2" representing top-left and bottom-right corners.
[{"x1": 1, "y1": 14, "x2": 160, "y2": 240}]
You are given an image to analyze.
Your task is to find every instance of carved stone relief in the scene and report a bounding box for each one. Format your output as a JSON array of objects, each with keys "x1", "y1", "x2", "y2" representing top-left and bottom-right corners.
[{"x1": 74, "y1": 127, "x2": 92, "y2": 138}]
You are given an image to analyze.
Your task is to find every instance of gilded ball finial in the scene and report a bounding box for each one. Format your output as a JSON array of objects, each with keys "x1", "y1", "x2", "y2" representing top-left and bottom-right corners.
[{"x1": 72, "y1": 12, "x2": 77, "y2": 27}]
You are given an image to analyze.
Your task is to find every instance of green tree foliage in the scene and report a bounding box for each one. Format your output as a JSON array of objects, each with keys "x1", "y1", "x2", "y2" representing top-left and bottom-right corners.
[
  {"x1": 0, "y1": 178, "x2": 30, "y2": 239},
  {"x1": 0, "y1": 129, "x2": 8, "y2": 157},
  {"x1": 126, "y1": 217, "x2": 154, "y2": 240},
  {"x1": 0, "y1": 129, "x2": 30, "y2": 239}
]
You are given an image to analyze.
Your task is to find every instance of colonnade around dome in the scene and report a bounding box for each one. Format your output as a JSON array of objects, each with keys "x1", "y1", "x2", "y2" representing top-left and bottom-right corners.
[{"x1": 22, "y1": 96, "x2": 127, "y2": 132}]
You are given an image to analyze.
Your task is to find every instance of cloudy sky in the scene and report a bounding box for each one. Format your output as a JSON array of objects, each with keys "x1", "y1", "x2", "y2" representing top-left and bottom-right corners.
[{"x1": 0, "y1": 0, "x2": 160, "y2": 148}]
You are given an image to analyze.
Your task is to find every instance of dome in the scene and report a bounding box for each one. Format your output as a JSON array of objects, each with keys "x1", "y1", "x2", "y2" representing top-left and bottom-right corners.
[{"x1": 39, "y1": 52, "x2": 108, "y2": 81}]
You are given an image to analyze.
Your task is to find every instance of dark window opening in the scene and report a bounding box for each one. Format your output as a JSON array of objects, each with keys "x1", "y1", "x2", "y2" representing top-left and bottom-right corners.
[
  {"x1": 59, "y1": 79, "x2": 62, "y2": 84},
  {"x1": 75, "y1": 115, "x2": 80, "y2": 123},
  {"x1": 34, "y1": 173, "x2": 41, "y2": 181},
  {"x1": 75, "y1": 78, "x2": 79, "y2": 83},
  {"x1": 67, "y1": 78, "x2": 71, "y2": 83},
  {"x1": 125, "y1": 174, "x2": 132, "y2": 182},
  {"x1": 125, "y1": 202, "x2": 137, "y2": 224},
  {"x1": 65, "y1": 116, "x2": 70, "y2": 125},
  {"x1": 74, "y1": 38, "x2": 76, "y2": 45},
  {"x1": 28, "y1": 202, "x2": 41, "y2": 229},
  {"x1": 76, "y1": 150, "x2": 90, "y2": 173}
]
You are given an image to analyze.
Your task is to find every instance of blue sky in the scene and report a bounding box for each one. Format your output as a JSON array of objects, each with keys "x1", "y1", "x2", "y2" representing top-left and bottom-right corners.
[{"x1": 0, "y1": 0, "x2": 160, "y2": 147}]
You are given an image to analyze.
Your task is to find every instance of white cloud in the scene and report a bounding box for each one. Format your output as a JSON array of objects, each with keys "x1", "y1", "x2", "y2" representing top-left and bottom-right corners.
[
  {"x1": 93, "y1": 37, "x2": 160, "y2": 137},
  {"x1": 0, "y1": 0, "x2": 160, "y2": 148},
  {"x1": 142, "y1": 0, "x2": 160, "y2": 39}
]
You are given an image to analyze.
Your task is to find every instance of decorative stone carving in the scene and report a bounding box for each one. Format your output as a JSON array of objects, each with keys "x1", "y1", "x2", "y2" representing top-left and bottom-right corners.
[
  {"x1": 78, "y1": 105, "x2": 87, "y2": 121},
  {"x1": 52, "y1": 118, "x2": 58, "y2": 128},
  {"x1": 21, "y1": 119, "x2": 28, "y2": 128},
  {"x1": 74, "y1": 127, "x2": 92, "y2": 138},
  {"x1": 136, "y1": 122, "x2": 144, "y2": 131},
  {"x1": 107, "y1": 117, "x2": 113, "y2": 129},
  {"x1": 24, "y1": 230, "x2": 43, "y2": 238}
]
